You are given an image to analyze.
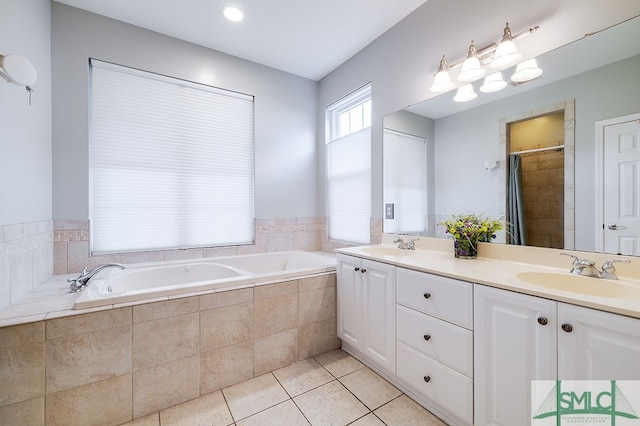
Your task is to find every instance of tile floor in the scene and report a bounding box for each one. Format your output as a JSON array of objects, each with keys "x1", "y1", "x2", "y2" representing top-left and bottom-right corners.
[{"x1": 122, "y1": 349, "x2": 446, "y2": 426}]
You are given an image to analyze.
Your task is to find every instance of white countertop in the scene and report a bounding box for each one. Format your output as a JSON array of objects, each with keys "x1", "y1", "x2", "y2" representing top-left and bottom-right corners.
[{"x1": 337, "y1": 237, "x2": 640, "y2": 319}]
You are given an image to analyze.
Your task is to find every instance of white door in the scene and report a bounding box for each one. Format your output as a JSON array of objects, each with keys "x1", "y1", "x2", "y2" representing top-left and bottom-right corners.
[
  {"x1": 361, "y1": 259, "x2": 396, "y2": 374},
  {"x1": 558, "y1": 303, "x2": 640, "y2": 380},
  {"x1": 474, "y1": 285, "x2": 557, "y2": 426},
  {"x1": 602, "y1": 117, "x2": 640, "y2": 255},
  {"x1": 336, "y1": 254, "x2": 362, "y2": 348}
]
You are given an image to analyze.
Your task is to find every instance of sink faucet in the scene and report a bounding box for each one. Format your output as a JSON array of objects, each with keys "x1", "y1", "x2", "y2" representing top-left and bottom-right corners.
[
  {"x1": 68, "y1": 263, "x2": 125, "y2": 292},
  {"x1": 393, "y1": 236, "x2": 418, "y2": 250},
  {"x1": 560, "y1": 253, "x2": 630, "y2": 280}
]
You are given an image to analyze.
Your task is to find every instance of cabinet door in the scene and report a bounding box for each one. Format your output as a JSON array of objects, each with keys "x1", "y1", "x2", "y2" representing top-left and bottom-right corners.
[
  {"x1": 362, "y1": 259, "x2": 396, "y2": 374},
  {"x1": 336, "y1": 254, "x2": 362, "y2": 348},
  {"x1": 558, "y1": 303, "x2": 640, "y2": 380},
  {"x1": 475, "y1": 285, "x2": 557, "y2": 426}
]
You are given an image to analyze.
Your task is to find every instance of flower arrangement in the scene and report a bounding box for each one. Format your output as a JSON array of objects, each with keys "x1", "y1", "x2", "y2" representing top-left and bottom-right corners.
[{"x1": 440, "y1": 213, "x2": 502, "y2": 258}]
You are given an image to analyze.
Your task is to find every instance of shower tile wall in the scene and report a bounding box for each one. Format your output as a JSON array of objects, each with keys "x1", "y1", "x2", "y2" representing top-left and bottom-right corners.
[
  {"x1": 521, "y1": 151, "x2": 565, "y2": 248},
  {"x1": 0, "y1": 221, "x2": 53, "y2": 311}
]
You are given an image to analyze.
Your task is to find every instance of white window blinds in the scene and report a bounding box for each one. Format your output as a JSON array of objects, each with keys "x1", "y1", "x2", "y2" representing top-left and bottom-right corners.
[
  {"x1": 89, "y1": 59, "x2": 254, "y2": 254},
  {"x1": 383, "y1": 129, "x2": 427, "y2": 234}
]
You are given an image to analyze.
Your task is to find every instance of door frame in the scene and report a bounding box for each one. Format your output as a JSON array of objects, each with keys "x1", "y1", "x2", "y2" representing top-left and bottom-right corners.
[{"x1": 594, "y1": 112, "x2": 640, "y2": 252}]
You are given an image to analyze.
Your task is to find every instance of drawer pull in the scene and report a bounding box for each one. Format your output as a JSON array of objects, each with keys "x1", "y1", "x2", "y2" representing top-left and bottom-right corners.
[
  {"x1": 423, "y1": 375, "x2": 431, "y2": 383},
  {"x1": 561, "y1": 323, "x2": 573, "y2": 333},
  {"x1": 537, "y1": 317, "x2": 548, "y2": 326},
  {"x1": 423, "y1": 334, "x2": 431, "y2": 341},
  {"x1": 423, "y1": 292, "x2": 431, "y2": 299},
  {"x1": 354, "y1": 267, "x2": 360, "y2": 272},
  {"x1": 361, "y1": 268, "x2": 366, "y2": 273}
]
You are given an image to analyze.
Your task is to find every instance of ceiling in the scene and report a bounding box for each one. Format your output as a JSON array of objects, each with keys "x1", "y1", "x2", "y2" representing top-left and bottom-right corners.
[{"x1": 53, "y1": 0, "x2": 429, "y2": 81}]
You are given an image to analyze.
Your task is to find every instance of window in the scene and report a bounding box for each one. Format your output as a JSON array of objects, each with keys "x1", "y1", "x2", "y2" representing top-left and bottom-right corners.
[
  {"x1": 326, "y1": 84, "x2": 371, "y2": 244},
  {"x1": 383, "y1": 129, "x2": 427, "y2": 234},
  {"x1": 89, "y1": 59, "x2": 254, "y2": 254}
]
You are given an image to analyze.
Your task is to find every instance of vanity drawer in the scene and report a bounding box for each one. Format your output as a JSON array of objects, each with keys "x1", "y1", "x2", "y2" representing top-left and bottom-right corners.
[
  {"x1": 397, "y1": 305, "x2": 473, "y2": 377},
  {"x1": 396, "y1": 268, "x2": 473, "y2": 329},
  {"x1": 397, "y1": 342, "x2": 473, "y2": 424}
]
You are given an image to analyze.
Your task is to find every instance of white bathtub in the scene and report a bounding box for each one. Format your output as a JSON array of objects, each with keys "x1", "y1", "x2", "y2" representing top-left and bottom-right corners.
[{"x1": 73, "y1": 250, "x2": 336, "y2": 309}]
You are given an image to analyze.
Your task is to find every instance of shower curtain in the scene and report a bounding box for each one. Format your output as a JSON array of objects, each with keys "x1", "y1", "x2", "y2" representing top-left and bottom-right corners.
[{"x1": 508, "y1": 154, "x2": 527, "y2": 245}]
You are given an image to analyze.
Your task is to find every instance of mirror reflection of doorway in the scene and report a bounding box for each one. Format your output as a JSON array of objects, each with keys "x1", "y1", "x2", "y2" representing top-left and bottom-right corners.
[{"x1": 507, "y1": 111, "x2": 565, "y2": 248}]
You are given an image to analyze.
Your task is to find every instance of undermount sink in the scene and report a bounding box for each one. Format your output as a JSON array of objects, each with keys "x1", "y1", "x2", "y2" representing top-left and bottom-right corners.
[
  {"x1": 360, "y1": 246, "x2": 416, "y2": 257},
  {"x1": 516, "y1": 272, "x2": 640, "y2": 299}
]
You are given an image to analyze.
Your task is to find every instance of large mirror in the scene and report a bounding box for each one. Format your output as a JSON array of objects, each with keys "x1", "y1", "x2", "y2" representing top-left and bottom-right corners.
[{"x1": 383, "y1": 15, "x2": 640, "y2": 255}]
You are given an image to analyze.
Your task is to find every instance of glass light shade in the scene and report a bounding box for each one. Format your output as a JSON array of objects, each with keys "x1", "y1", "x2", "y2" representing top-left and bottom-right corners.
[
  {"x1": 480, "y1": 72, "x2": 507, "y2": 93},
  {"x1": 430, "y1": 69, "x2": 454, "y2": 93},
  {"x1": 459, "y1": 56, "x2": 486, "y2": 82},
  {"x1": 511, "y1": 58, "x2": 543, "y2": 82},
  {"x1": 491, "y1": 39, "x2": 522, "y2": 68},
  {"x1": 222, "y1": 6, "x2": 244, "y2": 22},
  {"x1": 453, "y1": 84, "x2": 477, "y2": 102}
]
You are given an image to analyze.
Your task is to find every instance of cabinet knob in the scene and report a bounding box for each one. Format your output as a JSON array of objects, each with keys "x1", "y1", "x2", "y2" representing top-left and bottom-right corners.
[
  {"x1": 537, "y1": 317, "x2": 548, "y2": 326},
  {"x1": 561, "y1": 323, "x2": 573, "y2": 333},
  {"x1": 423, "y1": 375, "x2": 431, "y2": 383},
  {"x1": 361, "y1": 268, "x2": 366, "y2": 273},
  {"x1": 423, "y1": 292, "x2": 431, "y2": 299},
  {"x1": 423, "y1": 334, "x2": 431, "y2": 341},
  {"x1": 354, "y1": 267, "x2": 359, "y2": 272}
]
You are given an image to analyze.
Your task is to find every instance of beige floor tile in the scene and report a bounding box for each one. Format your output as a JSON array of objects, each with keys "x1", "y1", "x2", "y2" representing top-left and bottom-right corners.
[
  {"x1": 350, "y1": 413, "x2": 386, "y2": 426},
  {"x1": 293, "y1": 380, "x2": 369, "y2": 425},
  {"x1": 160, "y1": 391, "x2": 233, "y2": 426},
  {"x1": 272, "y1": 359, "x2": 334, "y2": 397},
  {"x1": 314, "y1": 349, "x2": 364, "y2": 378},
  {"x1": 236, "y1": 400, "x2": 310, "y2": 426},
  {"x1": 339, "y1": 367, "x2": 402, "y2": 410},
  {"x1": 120, "y1": 412, "x2": 159, "y2": 425},
  {"x1": 222, "y1": 373, "x2": 289, "y2": 421},
  {"x1": 374, "y1": 395, "x2": 446, "y2": 426}
]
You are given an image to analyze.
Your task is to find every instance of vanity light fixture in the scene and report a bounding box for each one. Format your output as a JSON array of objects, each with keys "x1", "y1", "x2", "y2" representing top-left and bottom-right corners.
[
  {"x1": 480, "y1": 72, "x2": 507, "y2": 93},
  {"x1": 511, "y1": 58, "x2": 543, "y2": 82},
  {"x1": 491, "y1": 23, "x2": 523, "y2": 68},
  {"x1": 430, "y1": 55, "x2": 455, "y2": 93},
  {"x1": 222, "y1": 5, "x2": 244, "y2": 22},
  {"x1": 458, "y1": 41, "x2": 486, "y2": 82},
  {"x1": 453, "y1": 84, "x2": 477, "y2": 102}
]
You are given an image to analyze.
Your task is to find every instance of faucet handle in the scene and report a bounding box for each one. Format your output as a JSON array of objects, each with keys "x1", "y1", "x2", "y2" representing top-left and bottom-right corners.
[
  {"x1": 602, "y1": 258, "x2": 630, "y2": 269},
  {"x1": 560, "y1": 252, "x2": 580, "y2": 265}
]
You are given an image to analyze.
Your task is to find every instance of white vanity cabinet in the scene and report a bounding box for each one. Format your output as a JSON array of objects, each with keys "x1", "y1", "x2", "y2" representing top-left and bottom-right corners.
[
  {"x1": 475, "y1": 284, "x2": 640, "y2": 426},
  {"x1": 395, "y1": 268, "x2": 474, "y2": 425},
  {"x1": 336, "y1": 254, "x2": 396, "y2": 374}
]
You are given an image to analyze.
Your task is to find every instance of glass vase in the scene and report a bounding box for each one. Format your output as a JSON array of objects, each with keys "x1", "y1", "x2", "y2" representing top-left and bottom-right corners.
[{"x1": 454, "y1": 238, "x2": 478, "y2": 259}]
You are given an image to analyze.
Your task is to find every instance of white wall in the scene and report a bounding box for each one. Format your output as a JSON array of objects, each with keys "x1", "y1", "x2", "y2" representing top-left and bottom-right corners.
[
  {"x1": 51, "y1": 3, "x2": 318, "y2": 221},
  {"x1": 0, "y1": 0, "x2": 52, "y2": 225},
  {"x1": 317, "y1": 0, "x2": 640, "y2": 224}
]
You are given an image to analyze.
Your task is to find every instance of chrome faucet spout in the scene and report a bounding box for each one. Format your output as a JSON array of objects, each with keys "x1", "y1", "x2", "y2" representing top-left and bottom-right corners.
[
  {"x1": 68, "y1": 263, "x2": 125, "y2": 292},
  {"x1": 393, "y1": 236, "x2": 418, "y2": 250}
]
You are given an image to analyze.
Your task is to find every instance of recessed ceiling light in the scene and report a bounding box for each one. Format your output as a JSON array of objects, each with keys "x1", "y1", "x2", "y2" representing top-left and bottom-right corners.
[{"x1": 222, "y1": 6, "x2": 244, "y2": 22}]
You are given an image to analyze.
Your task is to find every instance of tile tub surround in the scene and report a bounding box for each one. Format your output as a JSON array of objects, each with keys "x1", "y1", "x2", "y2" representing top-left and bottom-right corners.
[
  {"x1": 0, "y1": 273, "x2": 339, "y2": 425},
  {"x1": 0, "y1": 221, "x2": 54, "y2": 311}
]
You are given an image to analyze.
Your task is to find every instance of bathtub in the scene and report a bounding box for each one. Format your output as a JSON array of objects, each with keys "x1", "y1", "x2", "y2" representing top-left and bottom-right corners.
[{"x1": 73, "y1": 250, "x2": 336, "y2": 309}]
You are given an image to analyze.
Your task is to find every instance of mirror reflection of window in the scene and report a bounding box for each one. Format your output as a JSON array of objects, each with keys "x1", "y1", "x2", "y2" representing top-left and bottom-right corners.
[{"x1": 383, "y1": 129, "x2": 427, "y2": 234}]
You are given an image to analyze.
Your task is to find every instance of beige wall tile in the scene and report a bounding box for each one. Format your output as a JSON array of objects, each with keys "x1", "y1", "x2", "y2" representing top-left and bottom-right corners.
[
  {"x1": 45, "y1": 325, "x2": 131, "y2": 393},
  {"x1": 0, "y1": 342, "x2": 44, "y2": 407},
  {"x1": 46, "y1": 307, "x2": 131, "y2": 339},
  {"x1": 254, "y1": 293, "x2": 298, "y2": 338},
  {"x1": 298, "y1": 273, "x2": 335, "y2": 292},
  {"x1": 201, "y1": 302, "x2": 253, "y2": 352},
  {"x1": 299, "y1": 286, "x2": 336, "y2": 326},
  {"x1": 133, "y1": 312, "x2": 199, "y2": 371},
  {"x1": 200, "y1": 287, "x2": 253, "y2": 310},
  {"x1": 133, "y1": 297, "x2": 199, "y2": 323},
  {"x1": 0, "y1": 397, "x2": 44, "y2": 425},
  {"x1": 0, "y1": 322, "x2": 44, "y2": 348},
  {"x1": 255, "y1": 328, "x2": 298, "y2": 376},
  {"x1": 254, "y1": 281, "x2": 297, "y2": 301},
  {"x1": 46, "y1": 374, "x2": 132, "y2": 426},
  {"x1": 133, "y1": 355, "x2": 199, "y2": 419},
  {"x1": 66, "y1": 240, "x2": 90, "y2": 273},
  {"x1": 299, "y1": 318, "x2": 337, "y2": 360},
  {"x1": 53, "y1": 241, "x2": 68, "y2": 275},
  {"x1": 200, "y1": 341, "x2": 254, "y2": 394}
]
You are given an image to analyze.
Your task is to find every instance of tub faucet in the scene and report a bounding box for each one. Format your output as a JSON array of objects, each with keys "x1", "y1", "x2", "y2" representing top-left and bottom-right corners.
[
  {"x1": 68, "y1": 263, "x2": 125, "y2": 292},
  {"x1": 394, "y1": 237, "x2": 418, "y2": 250}
]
